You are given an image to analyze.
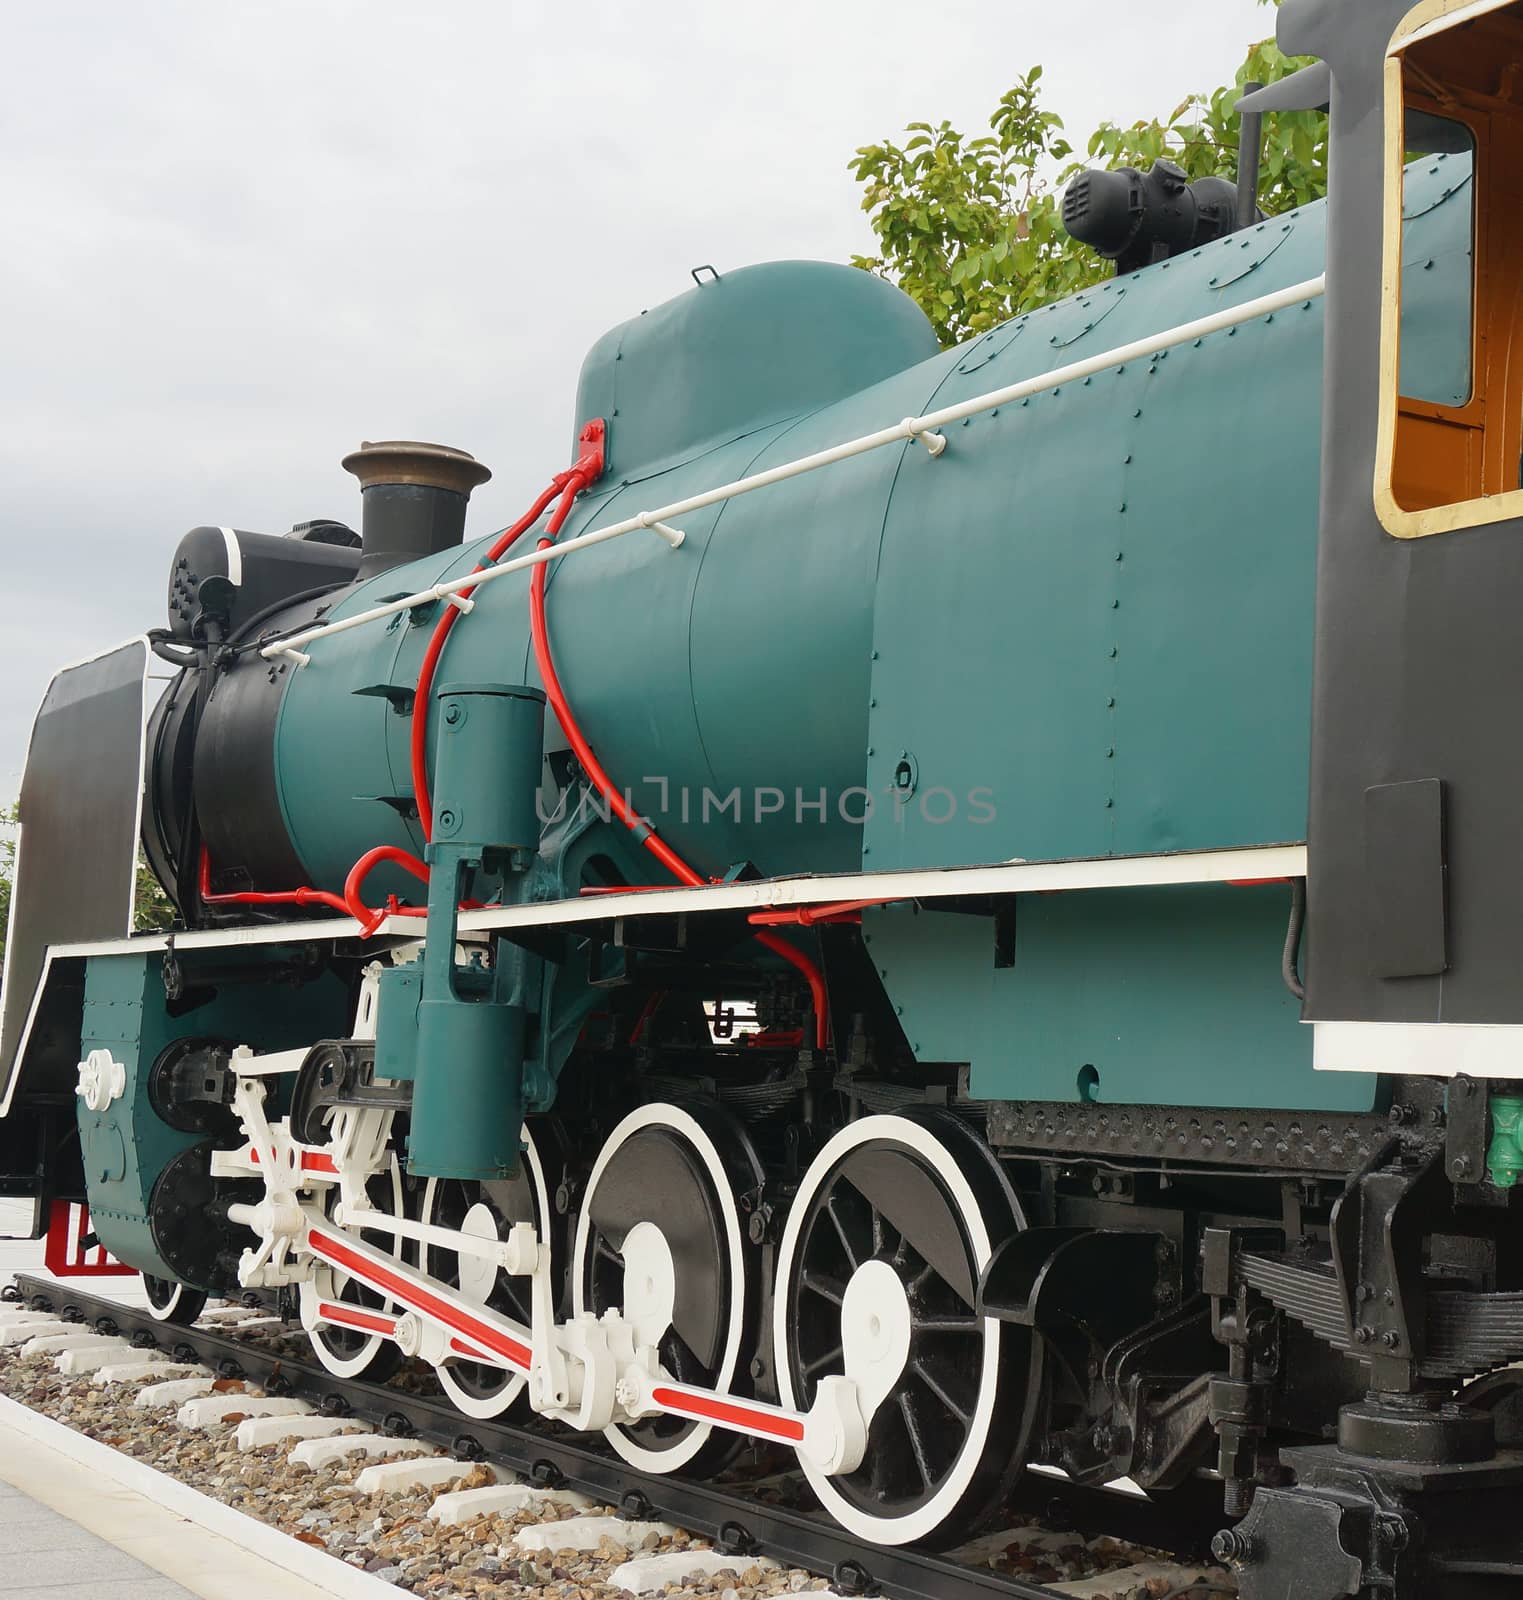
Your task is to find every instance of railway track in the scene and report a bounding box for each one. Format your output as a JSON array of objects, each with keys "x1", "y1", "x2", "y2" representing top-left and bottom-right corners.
[{"x1": 2, "y1": 1273, "x2": 1232, "y2": 1600}]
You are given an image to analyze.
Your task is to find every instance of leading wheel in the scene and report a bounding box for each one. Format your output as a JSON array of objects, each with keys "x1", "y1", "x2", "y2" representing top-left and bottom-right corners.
[
  {"x1": 572, "y1": 1101, "x2": 761, "y2": 1475},
  {"x1": 143, "y1": 1274, "x2": 208, "y2": 1325},
  {"x1": 774, "y1": 1110, "x2": 1043, "y2": 1547},
  {"x1": 421, "y1": 1120, "x2": 556, "y2": 1419}
]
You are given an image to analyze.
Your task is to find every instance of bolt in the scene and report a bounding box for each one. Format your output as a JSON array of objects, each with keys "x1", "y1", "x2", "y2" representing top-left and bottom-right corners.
[
  {"x1": 1376, "y1": 1511, "x2": 1411, "y2": 1553},
  {"x1": 438, "y1": 808, "x2": 456, "y2": 830},
  {"x1": 1383, "y1": 1330, "x2": 1401, "y2": 1349},
  {"x1": 1451, "y1": 1154, "x2": 1473, "y2": 1180},
  {"x1": 1355, "y1": 1325, "x2": 1374, "y2": 1344},
  {"x1": 443, "y1": 703, "x2": 462, "y2": 725}
]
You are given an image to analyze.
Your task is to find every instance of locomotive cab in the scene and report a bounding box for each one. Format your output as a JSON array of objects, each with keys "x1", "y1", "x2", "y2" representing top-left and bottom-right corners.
[{"x1": 1298, "y1": 0, "x2": 1523, "y2": 1056}]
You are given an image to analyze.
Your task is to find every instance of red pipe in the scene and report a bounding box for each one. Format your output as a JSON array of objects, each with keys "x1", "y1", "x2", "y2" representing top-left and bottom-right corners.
[
  {"x1": 338, "y1": 426, "x2": 610, "y2": 930},
  {"x1": 748, "y1": 898, "x2": 893, "y2": 928},
  {"x1": 410, "y1": 420, "x2": 608, "y2": 841},
  {"x1": 627, "y1": 989, "x2": 665, "y2": 1046},
  {"x1": 753, "y1": 928, "x2": 830, "y2": 1050},
  {"x1": 198, "y1": 846, "x2": 350, "y2": 917},
  {"x1": 410, "y1": 479, "x2": 565, "y2": 837},
  {"x1": 343, "y1": 844, "x2": 431, "y2": 936},
  {"x1": 527, "y1": 516, "x2": 832, "y2": 1051}
]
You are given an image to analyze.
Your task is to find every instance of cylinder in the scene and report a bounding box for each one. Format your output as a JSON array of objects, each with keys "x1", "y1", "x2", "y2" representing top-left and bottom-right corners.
[
  {"x1": 341, "y1": 441, "x2": 492, "y2": 579},
  {"x1": 405, "y1": 680, "x2": 548, "y2": 1179},
  {"x1": 430, "y1": 683, "x2": 547, "y2": 854},
  {"x1": 408, "y1": 991, "x2": 527, "y2": 1179}
]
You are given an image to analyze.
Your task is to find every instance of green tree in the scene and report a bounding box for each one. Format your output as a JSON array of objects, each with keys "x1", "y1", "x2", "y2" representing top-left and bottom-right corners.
[
  {"x1": 850, "y1": 2, "x2": 1327, "y2": 346},
  {"x1": 0, "y1": 803, "x2": 174, "y2": 968}
]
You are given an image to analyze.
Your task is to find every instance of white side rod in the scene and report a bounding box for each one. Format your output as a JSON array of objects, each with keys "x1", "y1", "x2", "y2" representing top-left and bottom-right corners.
[{"x1": 261, "y1": 274, "x2": 1325, "y2": 665}]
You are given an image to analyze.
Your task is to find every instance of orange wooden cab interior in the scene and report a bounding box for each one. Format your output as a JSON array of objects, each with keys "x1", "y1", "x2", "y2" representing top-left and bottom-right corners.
[{"x1": 1393, "y1": 10, "x2": 1523, "y2": 514}]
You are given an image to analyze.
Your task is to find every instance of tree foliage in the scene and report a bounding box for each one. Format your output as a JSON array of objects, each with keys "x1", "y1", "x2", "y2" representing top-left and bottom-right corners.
[
  {"x1": 0, "y1": 803, "x2": 174, "y2": 969},
  {"x1": 849, "y1": 2, "x2": 1328, "y2": 347}
]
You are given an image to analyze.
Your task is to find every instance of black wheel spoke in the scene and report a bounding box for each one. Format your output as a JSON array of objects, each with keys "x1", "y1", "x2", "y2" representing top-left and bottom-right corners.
[
  {"x1": 801, "y1": 1267, "x2": 848, "y2": 1306},
  {"x1": 802, "y1": 1343, "x2": 844, "y2": 1378},
  {"x1": 897, "y1": 1389, "x2": 937, "y2": 1496},
  {"x1": 825, "y1": 1190, "x2": 862, "y2": 1270},
  {"x1": 661, "y1": 1324, "x2": 710, "y2": 1386},
  {"x1": 915, "y1": 1315, "x2": 983, "y2": 1335},
  {"x1": 912, "y1": 1357, "x2": 975, "y2": 1427}
]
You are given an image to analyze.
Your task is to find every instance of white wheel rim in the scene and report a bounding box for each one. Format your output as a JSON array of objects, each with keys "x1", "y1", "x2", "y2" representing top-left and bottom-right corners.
[
  {"x1": 144, "y1": 1277, "x2": 188, "y2": 1322},
  {"x1": 427, "y1": 1123, "x2": 548, "y2": 1419},
  {"x1": 572, "y1": 1102, "x2": 747, "y2": 1474},
  {"x1": 772, "y1": 1114, "x2": 1004, "y2": 1547}
]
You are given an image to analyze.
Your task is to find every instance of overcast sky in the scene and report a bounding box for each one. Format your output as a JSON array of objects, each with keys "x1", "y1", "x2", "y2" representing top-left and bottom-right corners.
[{"x1": 1, "y1": 0, "x2": 1271, "y2": 799}]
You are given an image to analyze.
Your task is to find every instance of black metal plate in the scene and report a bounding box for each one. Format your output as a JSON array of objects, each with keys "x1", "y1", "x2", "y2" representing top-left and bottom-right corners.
[
  {"x1": 0, "y1": 639, "x2": 150, "y2": 1106},
  {"x1": 1363, "y1": 779, "x2": 1447, "y2": 979}
]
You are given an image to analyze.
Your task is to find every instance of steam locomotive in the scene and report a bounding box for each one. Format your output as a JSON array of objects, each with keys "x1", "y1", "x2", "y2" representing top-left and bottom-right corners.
[{"x1": 4, "y1": 2, "x2": 1523, "y2": 1594}]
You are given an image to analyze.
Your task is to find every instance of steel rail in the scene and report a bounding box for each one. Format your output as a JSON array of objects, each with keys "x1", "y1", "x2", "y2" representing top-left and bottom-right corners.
[
  {"x1": 260, "y1": 275, "x2": 1327, "y2": 666},
  {"x1": 10, "y1": 1274, "x2": 1223, "y2": 1600}
]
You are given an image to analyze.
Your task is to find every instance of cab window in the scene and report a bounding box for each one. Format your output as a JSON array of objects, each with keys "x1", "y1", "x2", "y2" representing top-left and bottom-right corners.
[{"x1": 1380, "y1": 0, "x2": 1523, "y2": 536}]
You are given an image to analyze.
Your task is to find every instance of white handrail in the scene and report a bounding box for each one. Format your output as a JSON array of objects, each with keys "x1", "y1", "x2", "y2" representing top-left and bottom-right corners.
[{"x1": 260, "y1": 273, "x2": 1326, "y2": 666}]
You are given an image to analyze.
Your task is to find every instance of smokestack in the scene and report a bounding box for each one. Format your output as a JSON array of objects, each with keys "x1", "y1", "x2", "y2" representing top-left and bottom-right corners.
[{"x1": 341, "y1": 440, "x2": 492, "y2": 579}]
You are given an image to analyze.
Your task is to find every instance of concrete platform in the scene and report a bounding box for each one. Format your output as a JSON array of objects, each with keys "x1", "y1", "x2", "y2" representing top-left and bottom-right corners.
[{"x1": 3, "y1": 1476, "x2": 199, "y2": 1598}]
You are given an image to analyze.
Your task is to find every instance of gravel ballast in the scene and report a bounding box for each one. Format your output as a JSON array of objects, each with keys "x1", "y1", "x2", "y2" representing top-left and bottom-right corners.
[{"x1": 0, "y1": 1325, "x2": 1233, "y2": 1599}]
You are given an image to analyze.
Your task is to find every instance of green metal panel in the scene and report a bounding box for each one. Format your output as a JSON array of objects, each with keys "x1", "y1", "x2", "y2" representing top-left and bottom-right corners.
[
  {"x1": 865, "y1": 883, "x2": 1368, "y2": 1113},
  {"x1": 863, "y1": 215, "x2": 1329, "y2": 870},
  {"x1": 76, "y1": 949, "x2": 348, "y2": 1283},
  {"x1": 76, "y1": 954, "x2": 196, "y2": 1277}
]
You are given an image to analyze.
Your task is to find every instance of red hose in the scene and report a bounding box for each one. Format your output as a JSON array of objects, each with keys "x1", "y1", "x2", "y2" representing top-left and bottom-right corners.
[
  {"x1": 198, "y1": 846, "x2": 350, "y2": 917},
  {"x1": 753, "y1": 929, "x2": 830, "y2": 1051},
  {"x1": 748, "y1": 898, "x2": 891, "y2": 927},
  {"x1": 527, "y1": 515, "x2": 832, "y2": 1051},
  {"x1": 341, "y1": 426, "x2": 610, "y2": 927},
  {"x1": 410, "y1": 479, "x2": 565, "y2": 837},
  {"x1": 410, "y1": 421, "x2": 609, "y2": 840},
  {"x1": 343, "y1": 844, "x2": 431, "y2": 936}
]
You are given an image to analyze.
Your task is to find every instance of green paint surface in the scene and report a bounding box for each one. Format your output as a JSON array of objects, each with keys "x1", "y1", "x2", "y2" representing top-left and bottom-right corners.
[{"x1": 77, "y1": 950, "x2": 347, "y2": 1284}]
